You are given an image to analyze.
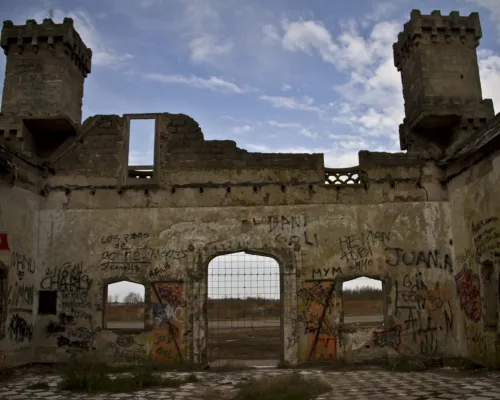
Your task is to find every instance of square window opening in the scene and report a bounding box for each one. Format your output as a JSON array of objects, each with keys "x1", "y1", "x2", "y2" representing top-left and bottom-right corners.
[
  {"x1": 38, "y1": 291, "x2": 57, "y2": 315},
  {"x1": 342, "y1": 277, "x2": 386, "y2": 327},
  {"x1": 105, "y1": 281, "x2": 145, "y2": 330}
]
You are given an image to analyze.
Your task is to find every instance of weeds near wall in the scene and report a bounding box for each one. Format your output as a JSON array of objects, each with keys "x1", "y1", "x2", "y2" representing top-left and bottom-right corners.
[
  {"x1": 27, "y1": 381, "x2": 50, "y2": 390},
  {"x1": 233, "y1": 372, "x2": 331, "y2": 400},
  {"x1": 58, "y1": 362, "x2": 199, "y2": 393}
]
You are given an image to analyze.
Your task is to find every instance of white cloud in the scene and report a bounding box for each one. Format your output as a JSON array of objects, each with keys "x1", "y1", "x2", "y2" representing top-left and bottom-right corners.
[
  {"x1": 189, "y1": 35, "x2": 233, "y2": 63},
  {"x1": 280, "y1": 18, "x2": 399, "y2": 72},
  {"x1": 244, "y1": 143, "x2": 362, "y2": 168},
  {"x1": 263, "y1": 24, "x2": 281, "y2": 43},
  {"x1": 299, "y1": 128, "x2": 317, "y2": 138},
  {"x1": 273, "y1": 16, "x2": 405, "y2": 141},
  {"x1": 466, "y1": 0, "x2": 500, "y2": 38},
  {"x1": 179, "y1": 0, "x2": 232, "y2": 64},
  {"x1": 268, "y1": 120, "x2": 302, "y2": 129},
  {"x1": 478, "y1": 49, "x2": 500, "y2": 113},
  {"x1": 141, "y1": 73, "x2": 254, "y2": 94},
  {"x1": 30, "y1": 9, "x2": 133, "y2": 67},
  {"x1": 260, "y1": 95, "x2": 322, "y2": 113},
  {"x1": 281, "y1": 19, "x2": 339, "y2": 64},
  {"x1": 232, "y1": 125, "x2": 253, "y2": 134},
  {"x1": 281, "y1": 84, "x2": 292, "y2": 92}
]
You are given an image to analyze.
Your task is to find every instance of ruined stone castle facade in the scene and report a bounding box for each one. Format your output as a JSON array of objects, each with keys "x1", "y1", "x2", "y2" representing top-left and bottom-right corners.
[{"x1": 0, "y1": 10, "x2": 499, "y2": 368}]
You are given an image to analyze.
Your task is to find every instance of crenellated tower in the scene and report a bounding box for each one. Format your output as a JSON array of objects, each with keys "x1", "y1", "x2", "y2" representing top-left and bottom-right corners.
[
  {"x1": 0, "y1": 18, "x2": 92, "y2": 158},
  {"x1": 394, "y1": 10, "x2": 494, "y2": 156}
]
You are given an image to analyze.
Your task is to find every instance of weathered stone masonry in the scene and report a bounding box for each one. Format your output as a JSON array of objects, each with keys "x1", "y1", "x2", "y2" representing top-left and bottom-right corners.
[{"x1": 0, "y1": 9, "x2": 499, "y2": 368}]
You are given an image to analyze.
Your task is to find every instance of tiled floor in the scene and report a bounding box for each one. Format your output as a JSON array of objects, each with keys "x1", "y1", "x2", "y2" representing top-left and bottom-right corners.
[{"x1": 1, "y1": 366, "x2": 500, "y2": 399}]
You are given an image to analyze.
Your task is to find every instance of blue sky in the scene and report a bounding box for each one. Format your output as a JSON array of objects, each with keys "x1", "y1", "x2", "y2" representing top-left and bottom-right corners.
[
  {"x1": 1, "y1": 0, "x2": 499, "y2": 299},
  {"x1": 1, "y1": 0, "x2": 500, "y2": 167}
]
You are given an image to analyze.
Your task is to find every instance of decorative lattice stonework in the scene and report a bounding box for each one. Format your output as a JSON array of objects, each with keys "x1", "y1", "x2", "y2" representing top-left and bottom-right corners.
[{"x1": 324, "y1": 167, "x2": 362, "y2": 185}]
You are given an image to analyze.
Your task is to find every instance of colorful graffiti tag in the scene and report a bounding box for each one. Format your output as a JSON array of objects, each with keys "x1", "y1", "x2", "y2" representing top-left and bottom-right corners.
[
  {"x1": 151, "y1": 281, "x2": 185, "y2": 362},
  {"x1": 297, "y1": 281, "x2": 338, "y2": 360},
  {"x1": 455, "y1": 266, "x2": 481, "y2": 322}
]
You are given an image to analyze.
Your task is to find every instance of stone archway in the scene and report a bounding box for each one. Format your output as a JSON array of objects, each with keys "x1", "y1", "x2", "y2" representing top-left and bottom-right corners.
[
  {"x1": 186, "y1": 246, "x2": 299, "y2": 366},
  {"x1": 206, "y1": 252, "x2": 281, "y2": 365}
]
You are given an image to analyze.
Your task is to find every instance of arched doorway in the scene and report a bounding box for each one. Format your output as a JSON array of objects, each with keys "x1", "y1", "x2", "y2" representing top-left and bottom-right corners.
[{"x1": 206, "y1": 252, "x2": 281, "y2": 365}]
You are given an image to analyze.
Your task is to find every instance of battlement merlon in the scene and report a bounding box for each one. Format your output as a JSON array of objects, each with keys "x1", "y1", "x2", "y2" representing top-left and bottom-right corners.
[
  {"x1": 393, "y1": 10, "x2": 482, "y2": 71},
  {"x1": 1, "y1": 18, "x2": 92, "y2": 76}
]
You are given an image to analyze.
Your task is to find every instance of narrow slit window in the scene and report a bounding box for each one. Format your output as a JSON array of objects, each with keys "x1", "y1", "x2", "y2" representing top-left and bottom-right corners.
[{"x1": 127, "y1": 118, "x2": 156, "y2": 180}]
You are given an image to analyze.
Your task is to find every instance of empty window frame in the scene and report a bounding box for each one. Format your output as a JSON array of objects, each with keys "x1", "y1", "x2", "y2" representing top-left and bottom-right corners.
[
  {"x1": 342, "y1": 277, "x2": 385, "y2": 326},
  {"x1": 38, "y1": 290, "x2": 57, "y2": 315},
  {"x1": 125, "y1": 115, "x2": 158, "y2": 183},
  {"x1": 104, "y1": 281, "x2": 146, "y2": 330}
]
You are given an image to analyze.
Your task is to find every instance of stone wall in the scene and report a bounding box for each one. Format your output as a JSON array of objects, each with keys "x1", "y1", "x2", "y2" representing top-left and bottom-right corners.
[
  {"x1": 30, "y1": 198, "x2": 455, "y2": 364},
  {"x1": 0, "y1": 153, "x2": 42, "y2": 368},
  {"x1": 448, "y1": 145, "x2": 500, "y2": 366}
]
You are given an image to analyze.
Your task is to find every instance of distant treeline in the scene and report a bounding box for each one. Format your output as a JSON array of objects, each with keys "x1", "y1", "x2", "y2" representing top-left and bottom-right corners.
[
  {"x1": 343, "y1": 286, "x2": 383, "y2": 300},
  {"x1": 208, "y1": 286, "x2": 383, "y2": 302}
]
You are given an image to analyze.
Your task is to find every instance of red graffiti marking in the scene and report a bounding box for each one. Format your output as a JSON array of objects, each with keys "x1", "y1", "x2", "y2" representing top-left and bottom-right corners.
[
  {"x1": 372, "y1": 325, "x2": 402, "y2": 350},
  {"x1": 455, "y1": 266, "x2": 482, "y2": 322},
  {"x1": 312, "y1": 336, "x2": 337, "y2": 360},
  {"x1": 0, "y1": 233, "x2": 9, "y2": 250}
]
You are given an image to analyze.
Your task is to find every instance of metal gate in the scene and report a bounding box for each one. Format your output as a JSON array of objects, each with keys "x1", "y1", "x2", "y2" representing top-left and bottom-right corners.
[{"x1": 206, "y1": 252, "x2": 282, "y2": 362}]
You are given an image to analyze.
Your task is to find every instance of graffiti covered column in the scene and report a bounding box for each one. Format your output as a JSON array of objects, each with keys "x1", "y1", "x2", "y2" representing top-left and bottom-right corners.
[{"x1": 151, "y1": 281, "x2": 185, "y2": 362}]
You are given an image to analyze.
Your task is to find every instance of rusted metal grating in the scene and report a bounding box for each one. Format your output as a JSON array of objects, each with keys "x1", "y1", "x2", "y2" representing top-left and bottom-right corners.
[{"x1": 324, "y1": 167, "x2": 361, "y2": 185}]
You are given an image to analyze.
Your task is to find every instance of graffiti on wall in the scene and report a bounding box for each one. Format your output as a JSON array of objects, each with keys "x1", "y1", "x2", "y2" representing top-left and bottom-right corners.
[
  {"x1": 107, "y1": 338, "x2": 149, "y2": 362},
  {"x1": 243, "y1": 215, "x2": 319, "y2": 249},
  {"x1": 386, "y1": 247, "x2": 453, "y2": 272},
  {"x1": 8, "y1": 313, "x2": 33, "y2": 344},
  {"x1": 372, "y1": 326, "x2": 401, "y2": 350},
  {"x1": 7, "y1": 281, "x2": 34, "y2": 311},
  {"x1": 151, "y1": 281, "x2": 185, "y2": 362},
  {"x1": 297, "y1": 281, "x2": 338, "y2": 360},
  {"x1": 392, "y1": 273, "x2": 453, "y2": 356},
  {"x1": 41, "y1": 262, "x2": 92, "y2": 305},
  {"x1": 99, "y1": 232, "x2": 186, "y2": 279},
  {"x1": 45, "y1": 311, "x2": 96, "y2": 356},
  {"x1": 472, "y1": 216, "x2": 500, "y2": 256},
  {"x1": 455, "y1": 266, "x2": 481, "y2": 322},
  {"x1": 10, "y1": 252, "x2": 35, "y2": 281}
]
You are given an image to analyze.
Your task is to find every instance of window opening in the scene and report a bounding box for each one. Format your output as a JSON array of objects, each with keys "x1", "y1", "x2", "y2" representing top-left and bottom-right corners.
[
  {"x1": 127, "y1": 118, "x2": 155, "y2": 180},
  {"x1": 105, "y1": 281, "x2": 145, "y2": 330},
  {"x1": 482, "y1": 262, "x2": 498, "y2": 330},
  {"x1": 342, "y1": 277, "x2": 384, "y2": 327},
  {"x1": 207, "y1": 252, "x2": 282, "y2": 364},
  {"x1": 38, "y1": 290, "x2": 57, "y2": 315}
]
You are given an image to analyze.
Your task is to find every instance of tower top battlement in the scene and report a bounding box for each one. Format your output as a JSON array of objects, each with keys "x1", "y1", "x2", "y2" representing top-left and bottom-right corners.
[
  {"x1": 394, "y1": 10, "x2": 482, "y2": 71},
  {"x1": 1, "y1": 18, "x2": 92, "y2": 76},
  {"x1": 393, "y1": 9, "x2": 494, "y2": 156}
]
